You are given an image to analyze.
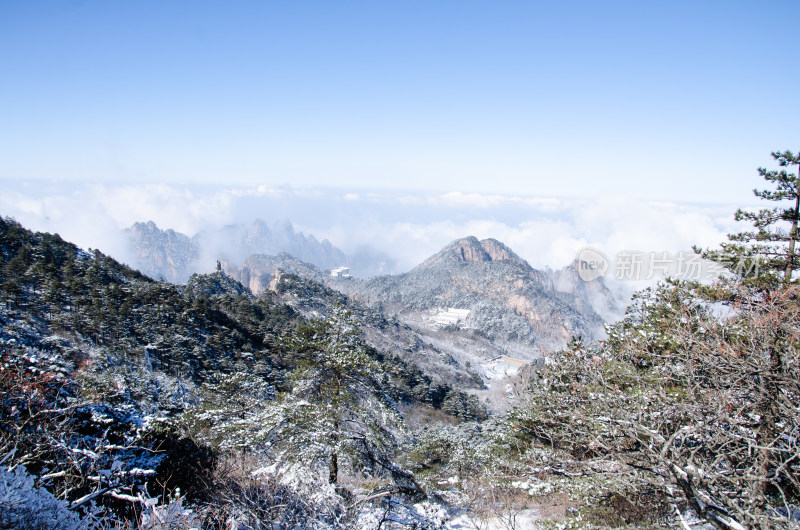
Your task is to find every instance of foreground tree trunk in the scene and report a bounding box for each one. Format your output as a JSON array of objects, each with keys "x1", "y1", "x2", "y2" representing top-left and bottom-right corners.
[
  {"x1": 785, "y1": 160, "x2": 800, "y2": 285},
  {"x1": 329, "y1": 451, "x2": 338, "y2": 484},
  {"x1": 752, "y1": 325, "x2": 784, "y2": 510},
  {"x1": 329, "y1": 419, "x2": 339, "y2": 485}
]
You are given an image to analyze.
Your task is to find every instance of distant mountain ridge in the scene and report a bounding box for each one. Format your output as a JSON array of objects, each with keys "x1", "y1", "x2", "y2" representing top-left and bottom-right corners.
[{"x1": 124, "y1": 219, "x2": 394, "y2": 283}]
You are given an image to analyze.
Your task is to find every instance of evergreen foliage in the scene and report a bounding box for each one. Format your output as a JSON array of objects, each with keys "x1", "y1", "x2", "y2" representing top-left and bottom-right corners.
[
  {"x1": 503, "y1": 279, "x2": 800, "y2": 528},
  {"x1": 276, "y1": 308, "x2": 411, "y2": 488},
  {"x1": 184, "y1": 371, "x2": 277, "y2": 452},
  {"x1": 702, "y1": 150, "x2": 800, "y2": 288}
]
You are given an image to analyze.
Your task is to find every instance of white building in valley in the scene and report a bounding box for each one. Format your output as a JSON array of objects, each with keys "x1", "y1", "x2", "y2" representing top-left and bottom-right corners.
[
  {"x1": 433, "y1": 308, "x2": 471, "y2": 327},
  {"x1": 331, "y1": 267, "x2": 351, "y2": 278}
]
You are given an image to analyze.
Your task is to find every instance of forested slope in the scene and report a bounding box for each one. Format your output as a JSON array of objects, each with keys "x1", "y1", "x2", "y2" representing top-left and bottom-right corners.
[{"x1": 0, "y1": 216, "x2": 484, "y2": 527}]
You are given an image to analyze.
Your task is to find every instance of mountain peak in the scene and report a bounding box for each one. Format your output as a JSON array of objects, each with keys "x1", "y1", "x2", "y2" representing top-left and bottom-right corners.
[
  {"x1": 478, "y1": 238, "x2": 521, "y2": 263},
  {"x1": 449, "y1": 236, "x2": 490, "y2": 264},
  {"x1": 416, "y1": 236, "x2": 527, "y2": 269}
]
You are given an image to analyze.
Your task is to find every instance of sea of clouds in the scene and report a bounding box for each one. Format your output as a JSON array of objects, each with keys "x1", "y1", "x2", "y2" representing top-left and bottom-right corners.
[{"x1": 1, "y1": 180, "x2": 744, "y2": 278}]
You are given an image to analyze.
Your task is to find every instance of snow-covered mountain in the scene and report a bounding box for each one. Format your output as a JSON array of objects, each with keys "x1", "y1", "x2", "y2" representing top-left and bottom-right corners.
[
  {"x1": 330, "y1": 236, "x2": 612, "y2": 353},
  {"x1": 221, "y1": 236, "x2": 616, "y2": 356}
]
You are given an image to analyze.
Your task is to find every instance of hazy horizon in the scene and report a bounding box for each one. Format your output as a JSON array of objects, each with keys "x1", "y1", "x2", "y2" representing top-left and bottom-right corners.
[{"x1": 1, "y1": 180, "x2": 742, "y2": 279}]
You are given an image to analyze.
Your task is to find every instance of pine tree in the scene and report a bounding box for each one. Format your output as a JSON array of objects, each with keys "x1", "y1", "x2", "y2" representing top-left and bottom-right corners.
[
  {"x1": 704, "y1": 150, "x2": 800, "y2": 288},
  {"x1": 185, "y1": 372, "x2": 277, "y2": 453},
  {"x1": 508, "y1": 280, "x2": 800, "y2": 528},
  {"x1": 280, "y1": 307, "x2": 405, "y2": 486}
]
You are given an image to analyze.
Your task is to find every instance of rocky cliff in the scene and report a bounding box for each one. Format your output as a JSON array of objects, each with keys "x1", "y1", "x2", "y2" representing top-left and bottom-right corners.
[{"x1": 221, "y1": 253, "x2": 323, "y2": 294}]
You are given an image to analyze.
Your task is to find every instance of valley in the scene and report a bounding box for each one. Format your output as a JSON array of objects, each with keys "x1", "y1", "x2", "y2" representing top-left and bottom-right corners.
[{"x1": 2, "y1": 192, "x2": 798, "y2": 530}]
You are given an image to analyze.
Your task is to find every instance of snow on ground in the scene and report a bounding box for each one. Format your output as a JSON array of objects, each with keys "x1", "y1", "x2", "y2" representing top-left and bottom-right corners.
[
  {"x1": 481, "y1": 356, "x2": 528, "y2": 380},
  {"x1": 446, "y1": 508, "x2": 542, "y2": 529}
]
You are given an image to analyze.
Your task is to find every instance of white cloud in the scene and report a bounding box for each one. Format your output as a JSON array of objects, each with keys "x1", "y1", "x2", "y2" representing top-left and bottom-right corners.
[
  {"x1": 0, "y1": 187, "x2": 134, "y2": 263},
  {"x1": 331, "y1": 195, "x2": 732, "y2": 271},
  {"x1": 436, "y1": 191, "x2": 519, "y2": 209},
  {"x1": 91, "y1": 183, "x2": 235, "y2": 234},
  {"x1": 306, "y1": 195, "x2": 734, "y2": 274},
  {"x1": 0, "y1": 181, "x2": 739, "y2": 279},
  {"x1": 229, "y1": 184, "x2": 286, "y2": 198}
]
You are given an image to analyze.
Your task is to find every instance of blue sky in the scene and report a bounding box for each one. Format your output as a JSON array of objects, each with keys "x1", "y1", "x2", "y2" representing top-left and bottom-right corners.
[{"x1": 0, "y1": 1, "x2": 797, "y2": 204}]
